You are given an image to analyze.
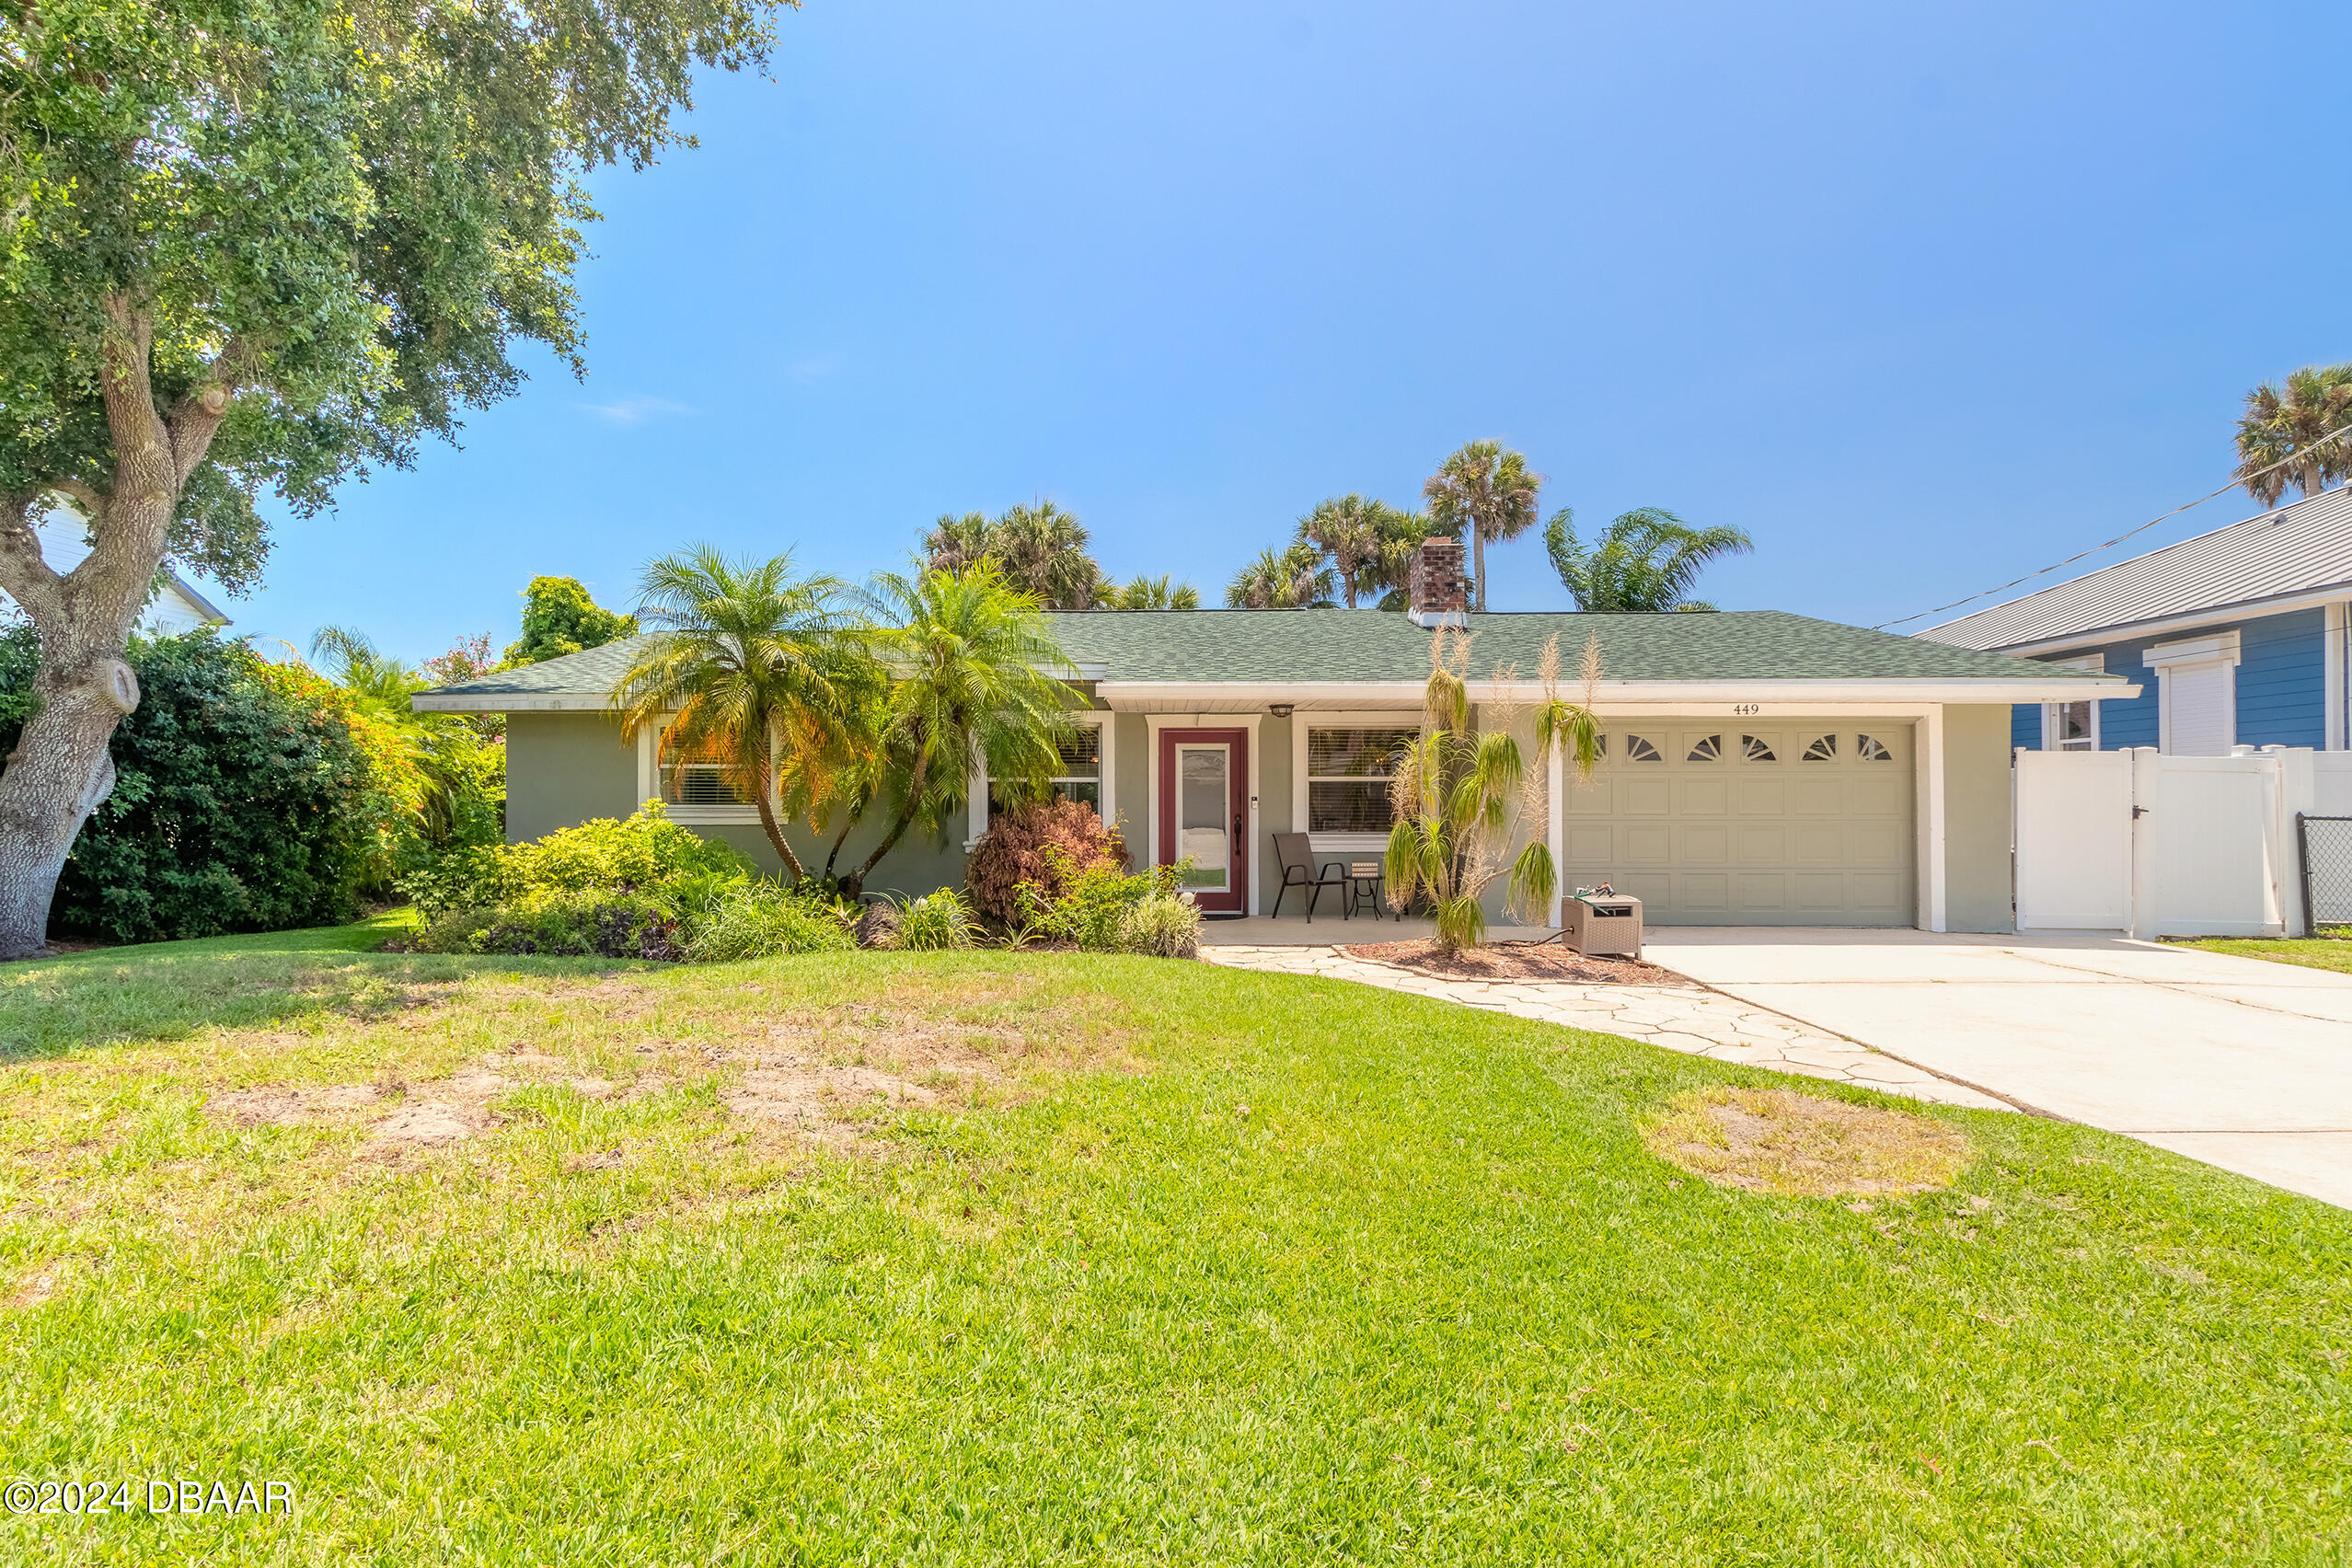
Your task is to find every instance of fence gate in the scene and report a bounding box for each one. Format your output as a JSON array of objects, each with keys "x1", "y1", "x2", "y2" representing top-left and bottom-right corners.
[
  {"x1": 2013, "y1": 749, "x2": 2132, "y2": 928},
  {"x1": 2303, "y1": 815, "x2": 2352, "y2": 929}
]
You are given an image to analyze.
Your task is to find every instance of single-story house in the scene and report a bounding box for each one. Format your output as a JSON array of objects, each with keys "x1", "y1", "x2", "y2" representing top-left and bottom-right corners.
[
  {"x1": 415, "y1": 542, "x2": 2124, "y2": 934},
  {"x1": 0, "y1": 498, "x2": 230, "y2": 635},
  {"x1": 1918, "y1": 484, "x2": 2351, "y2": 756}
]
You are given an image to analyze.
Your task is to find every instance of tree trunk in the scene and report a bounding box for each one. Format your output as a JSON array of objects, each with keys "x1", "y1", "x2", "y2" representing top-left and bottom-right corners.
[
  {"x1": 839, "y1": 748, "x2": 930, "y2": 899},
  {"x1": 1472, "y1": 527, "x2": 1487, "y2": 613},
  {"x1": 751, "y1": 768, "x2": 807, "y2": 884},
  {"x1": 0, "y1": 304, "x2": 236, "y2": 957}
]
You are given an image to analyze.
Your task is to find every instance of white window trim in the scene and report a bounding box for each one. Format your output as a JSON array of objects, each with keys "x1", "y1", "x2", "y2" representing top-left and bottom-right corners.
[
  {"x1": 1289, "y1": 710, "x2": 1420, "y2": 855},
  {"x1": 2326, "y1": 600, "x2": 2347, "y2": 751},
  {"x1": 2143, "y1": 630, "x2": 2241, "y2": 756},
  {"x1": 963, "y1": 711, "x2": 1113, "y2": 850},
  {"x1": 2041, "y1": 652, "x2": 2104, "y2": 752},
  {"x1": 635, "y1": 717, "x2": 769, "y2": 824}
]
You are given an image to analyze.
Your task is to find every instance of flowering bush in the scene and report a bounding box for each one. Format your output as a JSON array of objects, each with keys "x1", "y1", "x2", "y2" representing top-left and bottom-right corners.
[{"x1": 896, "y1": 887, "x2": 978, "y2": 951}]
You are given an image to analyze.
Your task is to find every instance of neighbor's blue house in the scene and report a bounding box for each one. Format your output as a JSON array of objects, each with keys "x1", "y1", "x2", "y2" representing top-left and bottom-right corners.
[{"x1": 1919, "y1": 485, "x2": 2351, "y2": 756}]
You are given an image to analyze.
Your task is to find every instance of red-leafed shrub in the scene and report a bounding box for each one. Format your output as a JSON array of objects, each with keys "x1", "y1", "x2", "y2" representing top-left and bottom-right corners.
[{"x1": 963, "y1": 799, "x2": 1126, "y2": 928}]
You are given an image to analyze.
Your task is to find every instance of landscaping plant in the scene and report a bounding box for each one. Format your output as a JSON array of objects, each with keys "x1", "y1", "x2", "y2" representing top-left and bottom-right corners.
[
  {"x1": 966, "y1": 798, "x2": 1128, "y2": 930},
  {"x1": 1387, "y1": 631, "x2": 1603, "y2": 951},
  {"x1": 895, "y1": 887, "x2": 979, "y2": 951},
  {"x1": 419, "y1": 890, "x2": 684, "y2": 961},
  {"x1": 683, "y1": 883, "x2": 856, "y2": 963}
]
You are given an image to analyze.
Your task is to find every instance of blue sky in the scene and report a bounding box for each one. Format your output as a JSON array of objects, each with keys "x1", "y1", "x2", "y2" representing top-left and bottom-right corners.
[{"x1": 226, "y1": 0, "x2": 2351, "y2": 661}]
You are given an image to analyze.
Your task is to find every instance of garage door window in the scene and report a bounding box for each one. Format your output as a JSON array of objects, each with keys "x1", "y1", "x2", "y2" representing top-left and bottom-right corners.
[
  {"x1": 1686, "y1": 734, "x2": 1723, "y2": 761},
  {"x1": 1858, "y1": 734, "x2": 1893, "y2": 761},
  {"x1": 1741, "y1": 735, "x2": 1777, "y2": 762},
  {"x1": 1622, "y1": 734, "x2": 1662, "y2": 762},
  {"x1": 1802, "y1": 734, "x2": 1837, "y2": 761}
]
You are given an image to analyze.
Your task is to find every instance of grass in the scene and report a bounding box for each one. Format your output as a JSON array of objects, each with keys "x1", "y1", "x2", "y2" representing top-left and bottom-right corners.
[
  {"x1": 2187, "y1": 928, "x2": 2352, "y2": 975},
  {"x1": 2, "y1": 924, "x2": 2349, "y2": 1564}
]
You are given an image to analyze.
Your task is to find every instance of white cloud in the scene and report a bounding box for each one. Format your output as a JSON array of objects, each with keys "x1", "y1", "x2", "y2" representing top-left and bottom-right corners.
[{"x1": 578, "y1": 395, "x2": 692, "y2": 426}]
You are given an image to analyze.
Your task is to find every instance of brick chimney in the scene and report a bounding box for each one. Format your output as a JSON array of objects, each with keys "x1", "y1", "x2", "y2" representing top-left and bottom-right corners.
[{"x1": 1407, "y1": 537, "x2": 1470, "y2": 629}]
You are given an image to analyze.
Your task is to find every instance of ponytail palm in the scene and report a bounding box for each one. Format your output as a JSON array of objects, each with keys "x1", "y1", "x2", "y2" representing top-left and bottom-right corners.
[
  {"x1": 1386, "y1": 631, "x2": 1602, "y2": 950},
  {"x1": 613, "y1": 547, "x2": 867, "y2": 882},
  {"x1": 840, "y1": 564, "x2": 1081, "y2": 897}
]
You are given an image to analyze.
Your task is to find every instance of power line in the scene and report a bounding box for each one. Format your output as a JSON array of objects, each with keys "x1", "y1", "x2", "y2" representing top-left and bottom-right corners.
[{"x1": 1873, "y1": 422, "x2": 2352, "y2": 631}]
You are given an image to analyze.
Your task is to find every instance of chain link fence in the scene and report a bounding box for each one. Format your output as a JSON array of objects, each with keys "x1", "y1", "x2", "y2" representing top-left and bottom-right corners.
[{"x1": 2299, "y1": 814, "x2": 2352, "y2": 932}]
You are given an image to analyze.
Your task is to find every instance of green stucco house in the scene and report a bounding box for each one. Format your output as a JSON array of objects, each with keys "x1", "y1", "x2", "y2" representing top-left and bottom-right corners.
[{"x1": 416, "y1": 547, "x2": 2118, "y2": 935}]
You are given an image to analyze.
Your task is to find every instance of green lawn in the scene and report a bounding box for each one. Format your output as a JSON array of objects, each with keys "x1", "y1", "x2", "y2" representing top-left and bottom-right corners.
[
  {"x1": 3, "y1": 925, "x2": 2348, "y2": 1564},
  {"x1": 2188, "y1": 931, "x2": 2352, "y2": 976}
]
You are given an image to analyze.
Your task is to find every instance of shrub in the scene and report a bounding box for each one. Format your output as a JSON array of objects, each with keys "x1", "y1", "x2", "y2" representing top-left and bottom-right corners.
[
  {"x1": 685, "y1": 883, "x2": 855, "y2": 963},
  {"x1": 419, "y1": 891, "x2": 683, "y2": 961},
  {"x1": 400, "y1": 845, "x2": 525, "y2": 920},
  {"x1": 854, "y1": 900, "x2": 903, "y2": 951},
  {"x1": 1117, "y1": 893, "x2": 1203, "y2": 958},
  {"x1": 398, "y1": 801, "x2": 753, "y2": 918},
  {"x1": 964, "y1": 799, "x2": 1126, "y2": 928},
  {"x1": 0, "y1": 628, "x2": 389, "y2": 944},
  {"x1": 1007, "y1": 841, "x2": 1195, "y2": 952},
  {"x1": 896, "y1": 887, "x2": 977, "y2": 951}
]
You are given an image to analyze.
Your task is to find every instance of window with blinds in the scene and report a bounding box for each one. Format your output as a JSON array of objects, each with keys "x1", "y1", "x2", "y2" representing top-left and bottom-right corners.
[
  {"x1": 659, "y1": 732, "x2": 754, "y2": 806},
  {"x1": 1307, "y1": 726, "x2": 1415, "y2": 833},
  {"x1": 986, "y1": 725, "x2": 1103, "y2": 820}
]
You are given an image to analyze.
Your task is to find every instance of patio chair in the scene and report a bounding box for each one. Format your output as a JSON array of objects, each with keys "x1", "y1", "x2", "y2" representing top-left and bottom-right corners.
[{"x1": 1271, "y1": 832, "x2": 1346, "y2": 922}]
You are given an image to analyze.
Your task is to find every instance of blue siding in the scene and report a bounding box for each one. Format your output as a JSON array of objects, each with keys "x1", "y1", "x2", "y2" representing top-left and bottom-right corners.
[
  {"x1": 2009, "y1": 605, "x2": 2326, "y2": 751},
  {"x1": 2234, "y1": 607, "x2": 2326, "y2": 748}
]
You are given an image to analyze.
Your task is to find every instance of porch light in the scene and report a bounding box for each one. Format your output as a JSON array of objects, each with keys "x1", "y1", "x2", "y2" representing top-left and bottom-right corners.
[{"x1": 1269, "y1": 704, "x2": 1294, "y2": 718}]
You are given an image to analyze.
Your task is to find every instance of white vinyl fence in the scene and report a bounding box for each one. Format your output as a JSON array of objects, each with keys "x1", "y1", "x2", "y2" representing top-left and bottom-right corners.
[{"x1": 2013, "y1": 746, "x2": 2352, "y2": 939}]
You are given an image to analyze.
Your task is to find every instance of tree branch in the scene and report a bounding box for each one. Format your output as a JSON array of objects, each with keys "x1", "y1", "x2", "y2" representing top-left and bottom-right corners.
[
  {"x1": 0, "y1": 490, "x2": 67, "y2": 631},
  {"x1": 48, "y1": 477, "x2": 109, "y2": 520},
  {"x1": 164, "y1": 334, "x2": 250, "y2": 488}
]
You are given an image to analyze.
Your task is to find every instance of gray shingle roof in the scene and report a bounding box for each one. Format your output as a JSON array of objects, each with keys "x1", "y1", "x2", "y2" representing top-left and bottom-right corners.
[
  {"x1": 1918, "y1": 485, "x2": 2352, "y2": 651},
  {"x1": 421, "y1": 609, "x2": 2093, "y2": 701}
]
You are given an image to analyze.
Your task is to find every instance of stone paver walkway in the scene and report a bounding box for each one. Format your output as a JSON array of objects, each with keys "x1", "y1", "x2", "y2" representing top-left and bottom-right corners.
[{"x1": 1200, "y1": 944, "x2": 2012, "y2": 1113}]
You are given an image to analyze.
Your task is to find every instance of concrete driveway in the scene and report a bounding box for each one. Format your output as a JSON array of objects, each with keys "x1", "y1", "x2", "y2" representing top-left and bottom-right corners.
[{"x1": 1643, "y1": 928, "x2": 2352, "y2": 1209}]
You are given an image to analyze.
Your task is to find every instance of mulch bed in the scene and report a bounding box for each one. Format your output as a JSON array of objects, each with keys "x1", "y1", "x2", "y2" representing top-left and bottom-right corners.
[{"x1": 1340, "y1": 938, "x2": 1684, "y2": 985}]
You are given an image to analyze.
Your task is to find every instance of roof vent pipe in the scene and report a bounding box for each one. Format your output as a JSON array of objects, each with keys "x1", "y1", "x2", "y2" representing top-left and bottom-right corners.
[{"x1": 1407, "y1": 537, "x2": 1470, "y2": 629}]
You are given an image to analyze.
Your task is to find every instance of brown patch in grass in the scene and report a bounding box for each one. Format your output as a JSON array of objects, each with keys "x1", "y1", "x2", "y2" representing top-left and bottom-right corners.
[
  {"x1": 1642, "y1": 1087, "x2": 1975, "y2": 1197},
  {"x1": 6, "y1": 1261, "x2": 67, "y2": 1310},
  {"x1": 208, "y1": 1083, "x2": 385, "y2": 1127},
  {"x1": 1345, "y1": 939, "x2": 1683, "y2": 985}
]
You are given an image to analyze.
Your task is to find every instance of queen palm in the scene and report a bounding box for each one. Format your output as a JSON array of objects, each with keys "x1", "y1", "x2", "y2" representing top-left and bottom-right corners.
[
  {"x1": 1294, "y1": 494, "x2": 1401, "y2": 609},
  {"x1": 2235, "y1": 364, "x2": 2352, "y2": 508},
  {"x1": 307, "y1": 625, "x2": 481, "y2": 847},
  {"x1": 1543, "y1": 507, "x2": 1753, "y2": 612},
  {"x1": 1423, "y1": 441, "x2": 1542, "y2": 612},
  {"x1": 1225, "y1": 543, "x2": 1334, "y2": 608},
  {"x1": 837, "y1": 563, "x2": 1082, "y2": 896},
  {"x1": 613, "y1": 547, "x2": 867, "y2": 882}
]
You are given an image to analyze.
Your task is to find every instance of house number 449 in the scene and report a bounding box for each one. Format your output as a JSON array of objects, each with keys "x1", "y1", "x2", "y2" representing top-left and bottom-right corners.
[{"x1": 1730, "y1": 703, "x2": 1761, "y2": 716}]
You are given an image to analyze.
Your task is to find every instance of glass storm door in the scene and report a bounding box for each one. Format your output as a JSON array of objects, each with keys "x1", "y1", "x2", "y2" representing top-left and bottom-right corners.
[{"x1": 1159, "y1": 727, "x2": 1249, "y2": 914}]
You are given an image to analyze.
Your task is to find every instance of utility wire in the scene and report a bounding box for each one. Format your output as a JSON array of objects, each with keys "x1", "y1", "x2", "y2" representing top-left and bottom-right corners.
[{"x1": 1874, "y1": 422, "x2": 2352, "y2": 631}]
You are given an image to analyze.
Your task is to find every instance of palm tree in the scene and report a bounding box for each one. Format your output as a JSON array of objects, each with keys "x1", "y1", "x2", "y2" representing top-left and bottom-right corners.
[
  {"x1": 1294, "y1": 494, "x2": 1413, "y2": 609},
  {"x1": 612, "y1": 547, "x2": 867, "y2": 882},
  {"x1": 921, "y1": 512, "x2": 997, "y2": 575},
  {"x1": 1367, "y1": 507, "x2": 1449, "y2": 610},
  {"x1": 306, "y1": 626, "x2": 489, "y2": 850},
  {"x1": 1108, "y1": 574, "x2": 1202, "y2": 609},
  {"x1": 1423, "y1": 441, "x2": 1542, "y2": 612},
  {"x1": 1225, "y1": 543, "x2": 1335, "y2": 608},
  {"x1": 838, "y1": 563, "x2": 1083, "y2": 897},
  {"x1": 2235, "y1": 364, "x2": 2352, "y2": 508},
  {"x1": 1543, "y1": 507, "x2": 1752, "y2": 612},
  {"x1": 988, "y1": 501, "x2": 1107, "y2": 609}
]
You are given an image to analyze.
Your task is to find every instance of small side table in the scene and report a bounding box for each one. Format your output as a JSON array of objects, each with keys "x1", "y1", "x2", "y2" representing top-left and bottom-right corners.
[{"x1": 1345, "y1": 861, "x2": 1396, "y2": 921}]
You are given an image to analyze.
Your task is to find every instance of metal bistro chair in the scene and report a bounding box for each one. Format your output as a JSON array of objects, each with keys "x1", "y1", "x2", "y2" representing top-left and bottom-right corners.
[{"x1": 1271, "y1": 832, "x2": 1346, "y2": 922}]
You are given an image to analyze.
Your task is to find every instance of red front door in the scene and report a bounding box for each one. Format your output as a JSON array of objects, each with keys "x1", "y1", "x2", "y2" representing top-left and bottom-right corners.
[{"x1": 1158, "y1": 727, "x2": 1249, "y2": 914}]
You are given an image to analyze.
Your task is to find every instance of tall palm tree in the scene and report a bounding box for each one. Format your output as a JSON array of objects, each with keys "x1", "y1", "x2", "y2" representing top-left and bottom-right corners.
[
  {"x1": 921, "y1": 512, "x2": 997, "y2": 575},
  {"x1": 1108, "y1": 573, "x2": 1201, "y2": 609},
  {"x1": 612, "y1": 547, "x2": 867, "y2": 882},
  {"x1": 1367, "y1": 507, "x2": 1450, "y2": 610},
  {"x1": 1225, "y1": 543, "x2": 1335, "y2": 608},
  {"x1": 988, "y1": 501, "x2": 1106, "y2": 609},
  {"x1": 2235, "y1": 363, "x2": 2352, "y2": 508},
  {"x1": 1423, "y1": 441, "x2": 1542, "y2": 612},
  {"x1": 1543, "y1": 507, "x2": 1752, "y2": 612},
  {"x1": 1293, "y1": 494, "x2": 1409, "y2": 609},
  {"x1": 840, "y1": 563, "x2": 1082, "y2": 896}
]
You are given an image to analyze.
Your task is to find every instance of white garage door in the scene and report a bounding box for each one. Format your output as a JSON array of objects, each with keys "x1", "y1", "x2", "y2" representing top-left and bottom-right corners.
[{"x1": 1558, "y1": 722, "x2": 1916, "y2": 926}]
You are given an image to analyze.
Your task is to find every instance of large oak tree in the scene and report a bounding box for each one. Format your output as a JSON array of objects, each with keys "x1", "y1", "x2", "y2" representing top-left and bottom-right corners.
[{"x1": 0, "y1": 0, "x2": 787, "y2": 956}]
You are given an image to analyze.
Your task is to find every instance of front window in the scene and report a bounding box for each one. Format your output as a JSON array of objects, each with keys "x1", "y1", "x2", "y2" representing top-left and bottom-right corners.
[
  {"x1": 988, "y1": 726, "x2": 1103, "y2": 822},
  {"x1": 660, "y1": 732, "x2": 754, "y2": 805},
  {"x1": 1308, "y1": 726, "x2": 1415, "y2": 832}
]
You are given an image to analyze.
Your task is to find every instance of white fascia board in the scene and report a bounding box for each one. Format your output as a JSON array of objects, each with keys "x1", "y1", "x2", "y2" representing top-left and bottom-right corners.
[
  {"x1": 1094, "y1": 678, "x2": 2135, "y2": 709},
  {"x1": 1989, "y1": 585, "x2": 2352, "y2": 658}
]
